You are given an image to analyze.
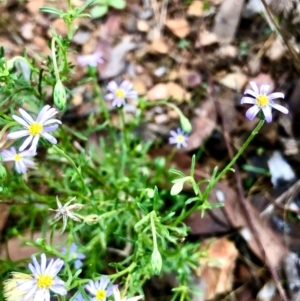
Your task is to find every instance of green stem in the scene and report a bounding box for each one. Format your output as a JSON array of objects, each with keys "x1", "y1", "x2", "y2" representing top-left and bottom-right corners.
[
  {"x1": 214, "y1": 119, "x2": 265, "y2": 184},
  {"x1": 51, "y1": 38, "x2": 61, "y2": 82},
  {"x1": 172, "y1": 120, "x2": 265, "y2": 226},
  {"x1": 51, "y1": 37, "x2": 68, "y2": 81},
  {"x1": 150, "y1": 211, "x2": 158, "y2": 251},
  {"x1": 52, "y1": 145, "x2": 86, "y2": 192},
  {"x1": 120, "y1": 109, "x2": 128, "y2": 146},
  {"x1": 109, "y1": 262, "x2": 137, "y2": 280},
  {"x1": 93, "y1": 77, "x2": 110, "y2": 122}
]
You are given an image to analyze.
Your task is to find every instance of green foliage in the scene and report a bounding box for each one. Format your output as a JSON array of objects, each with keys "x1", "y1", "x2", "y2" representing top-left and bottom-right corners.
[
  {"x1": 0, "y1": 1, "x2": 260, "y2": 301},
  {"x1": 90, "y1": 0, "x2": 126, "y2": 19}
]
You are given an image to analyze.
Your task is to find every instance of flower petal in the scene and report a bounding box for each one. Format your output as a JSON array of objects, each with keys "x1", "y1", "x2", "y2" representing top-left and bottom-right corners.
[
  {"x1": 43, "y1": 124, "x2": 59, "y2": 133},
  {"x1": 36, "y1": 105, "x2": 51, "y2": 122},
  {"x1": 112, "y1": 98, "x2": 126, "y2": 107},
  {"x1": 245, "y1": 105, "x2": 260, "y2": 121},
  {"x1": 39, "y1": 108, "x2": 59, "y2": 124},
  {"x1": 40, "y1": 253, "x2": 47, "y2": 273},
  {"x1": 19, "y1": 135, "x2": 34, "y2": 152},
  {"x1": 262, "y1": 106, "x2": 272, "y2": 123},
  {"x1": 29, "y1": 135, "x2": 40, "y2": 152},
  {"x1": 50, "y1": 284, "x2": 67, "y2": 296},
  {"x1": 7, "y1": 130, "x2": 29, "y2": 140},
  {"x1": 267, "y1": 92, "x2": 285, "y2": 100},
  {"x1": 244, "y1": 89, "x2": 257, "y2": 98},
  {"x1": 19, "y1": 108, "x2": 34, "y2": 124},
  {"x1": 107, "y1": 81, "x2": 118, "y2": 92},
  {"x1": 126, "y1": 91, "x2": 138, "y2": 99},
  {"x1": 120, "y1": 80, "x2": 133, "y2": 92},
  {"x1": 105, "y1": 93, "x2": 114, "y2": 101},
  {"x1": 32, "y1": 255, "x2": 42, "y2": 275},
  {"x1": 12, "y1": 115, "x2": 30, "y2": 127},
  {"x1": 240, "y1": 96, "x2": 256, "y2": 105},
  {"x1": 41, "y1": 132, "x2": 57, "y2": 144},
  {"x1": 249, "y1": 81, "x2": 259, "y2": 95},
  {"x1": 260, "y1": 84, "x2": 270, "y2": 95},
  {"x1": 15, "y1": 161, "x2": 26, "y2": 174},
  {"x1": 43, "y1": 119, "x2": 62, "y2": 126},
  {"x1": 270, "y1": 103, "x2": 289, "y2": 114}
]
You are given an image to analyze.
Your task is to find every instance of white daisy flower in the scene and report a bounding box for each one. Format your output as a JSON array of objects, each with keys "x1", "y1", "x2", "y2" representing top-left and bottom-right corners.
[
  {"x1": 85, "y1": 276, "x2": 114, "y2": 301},
  {"x1": 49, "y1": 196, "x2": 84, "y2": 233},
  {"x1": 1, "y1": 146, "x2": 36, "y2": 174},
  {"x1": 241, "y1": 81, "x2": 288, "y2": 123},
  {"x1": 77, "y1": 51, "x2": 104, "y2": 67},
  {"x1": 105, "y1": 80, "x2": 138, "y2": 107},
  {"x1": 113, "y1": 287, "x2": 143, "y2": 301},
  {"x1": 7, "y1": 105, "x2": 62, "y2": 151},
  {"x1": 169, "y1": 128, "x2": 188, "y2": 149},
  {"x1": 17, "y1": 253, "x2": 67, "y2": 301}
]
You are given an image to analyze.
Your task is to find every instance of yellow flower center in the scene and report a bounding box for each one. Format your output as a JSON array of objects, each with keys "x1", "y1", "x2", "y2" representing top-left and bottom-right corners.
[
  {"x1": 36, "y1": 274, "x2": 53, "y2": 289},
  {"x1": 115, "y1": 89, "x2": 125, "y2": 99},
  {"x1": 71, "y1": 253, "x2": 77, "y2": 259},
  {"x1": 96, "y1": 289, "x2": 106, "y2": 300},
  {"x1": 256, "y1": 95, "x2": 269, "y2": 107},
  {"x1": 14, "y1": 154, "x2": 22, "y2": 162},
  {"x1": 176, "y1": 135, "x2": 185, "y2": 143},
  {"x1": 28, "y1": 122, "x2": 43, "y2": 136}
]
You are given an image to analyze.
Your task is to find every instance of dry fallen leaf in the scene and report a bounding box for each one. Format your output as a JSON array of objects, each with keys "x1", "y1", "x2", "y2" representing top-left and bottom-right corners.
[
  {"x1": 166, "y1": 82, "x2": 188, "y2": 102},
  {"x1": 187, "y1": 0, "x2": 204, "y2": 17},
  {"x1": 165, "y1": 19, "x2": 190, "y2": 38},
  {"x1": 218, "y1": 72, "x2": 248, "y2": 92},
  {"x1": 147, "y1": 83, "x2": 169, "y2": 101},
  {"x1": 147, "y1": 39, "x2": 169, "y2": 54},
  {"x1": 186, "y1": 115, "x2": 215, "y2": 151},
  {"x1": 213, "y1": 0, "x2": 245, "y2": 44},
  {"x1": 198, "y1": 238, "x2": 238, "y2": 300},
  {"x1": 266, "y1": 37, "x2": 286, "y2": 61},
  {"x1": 99, "y1": 36, "x2": 137, "y2": 79},
  {"x1": 196, "y1": 31, "x2": 218, "y2": 47},
  {"x1": 215, "y1": 181, "x2": 288, "y2": 268},
  {"x1": 133, "y1": 78, "x2": 147, "y2": 95},
  {"x1": 26, "y1": 0, "x2": 45, "y2": 14},
  {"x1": 137, "y1": 20, "x2": 150, "y2": 32}
]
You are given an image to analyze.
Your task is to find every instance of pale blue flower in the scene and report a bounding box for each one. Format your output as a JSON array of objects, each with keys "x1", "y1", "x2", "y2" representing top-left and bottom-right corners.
[
  {"x1": 169, "y1": 128, "x2": 188, "y2": 148},
  {"x1": 1, "y1": 146, "x2": 36, "y2": 174},
  {"x1": 85, "y1": 276, "x2": 115, "y2": 301},
  {"x1": 105, "y1": 80, "x2": 138, "y2": 107},
  {"x1": 17, "y1": 253, "x2": 67, "y2": 301},
  {"x1": 241, "y1": 81, "x2": 288, "y2": 123},
  {"x1": 7, "y1": 105, "x2": 61, "y2": 151},
  {"x1": 62, "y1": 243, "x2": 86, "y2": 269},
  {"x1": 77, "y1": 51, "x2": 104, "y2": 67}
]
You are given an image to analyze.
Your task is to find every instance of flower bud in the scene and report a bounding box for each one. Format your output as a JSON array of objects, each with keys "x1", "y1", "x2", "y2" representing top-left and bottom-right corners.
[
  {"x1": 145, "y1": 188, "x2": 155, "y2": 198},
  {"x1": 151, "y1": 248, "x2": 162, "y2": 275},
  {"x1": 179, "y1": 114, "x2": 192, "y2": 133},
  {"x1": 53, "y1": 80, "x2": 67, "y2": 110},
  {"x1": 170, "y1": 179, "x2": 185, "y2": 196},
  {"x1": 84, "y1": 214, "x2": 99, "y2": 225},
  {"x1": 0, "y1": 164, "x2": 7, "y2": 181}
]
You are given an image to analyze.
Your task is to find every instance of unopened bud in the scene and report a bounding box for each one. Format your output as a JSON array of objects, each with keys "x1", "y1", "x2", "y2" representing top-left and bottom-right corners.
[
  {"x1": 0, "y1": 164, "x2": 6, "y2": 181},
  {"x1": 145, "y1": 188, "x2": 155, "y2": 198},
  {"x1": 53, "y1": 80, "x2": 67, "y2": 110},
  {"x1": 151, "y1": 248, "x2": 162, "y2": 275},
  {"x1": 84, "y1": 214, "x2": 99, "y2": 225},
  {"x1": 179, "y1": 114, "x2": 192, "y2": 133}
]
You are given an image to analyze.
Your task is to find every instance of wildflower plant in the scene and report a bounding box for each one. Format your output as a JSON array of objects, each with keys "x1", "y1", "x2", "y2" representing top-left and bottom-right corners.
[{"x1": 0, "y1": 1, "x2": 290, "y2": 301}]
